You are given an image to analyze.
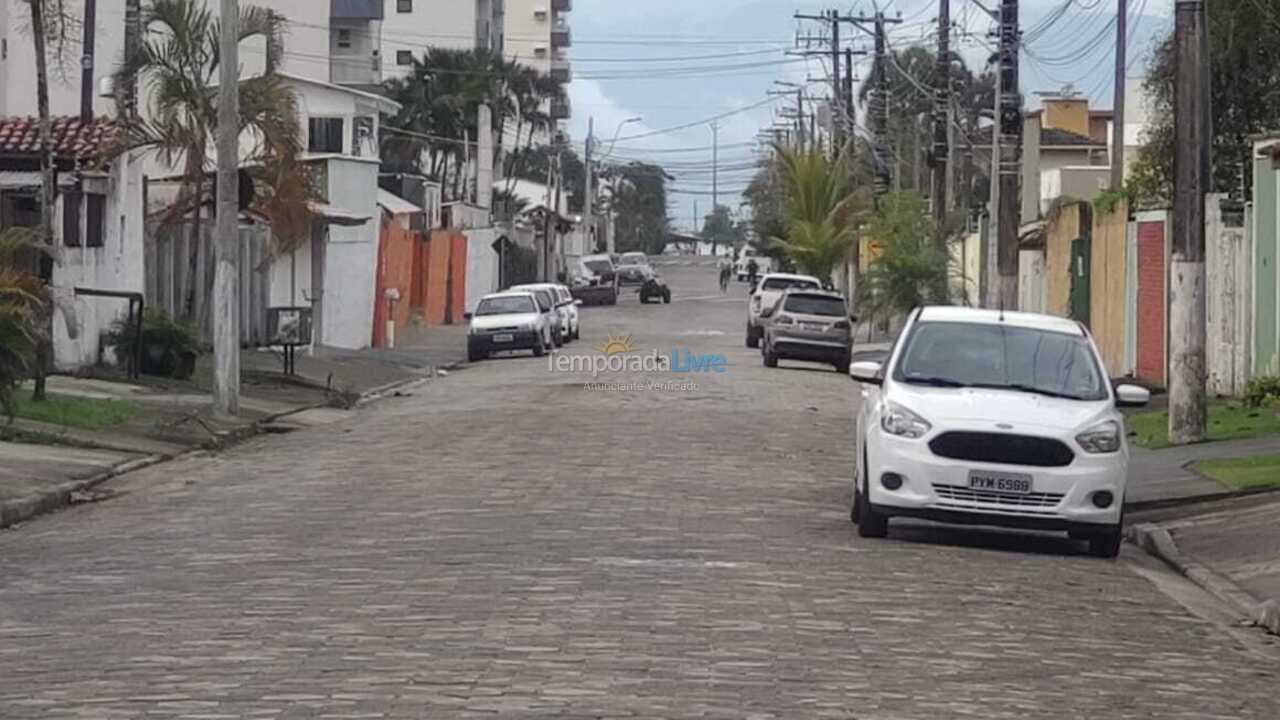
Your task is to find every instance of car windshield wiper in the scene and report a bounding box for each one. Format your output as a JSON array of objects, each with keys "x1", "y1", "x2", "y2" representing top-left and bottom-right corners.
[
  {"x1": 969, "y1": 383, "x2": 1087, "y2": 401},
  {"x1": 901, "y1": 376, "x2": 968, "y2": 388}
]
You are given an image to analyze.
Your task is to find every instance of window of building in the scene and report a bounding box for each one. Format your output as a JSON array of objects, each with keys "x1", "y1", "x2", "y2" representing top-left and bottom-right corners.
[
  {"x1": 396, "y1": 50, "x2": 412, "y2": 66},
  {"x1": 308, "y1": 117, "x2": 345, "y2": 154},
  {"x1": 85, "y1": 193, "x2": 106, "y2": 248},
  {"x1": 336, "y1": 29, "x2": 352, "y2": 50},
  {"x1": 62, "y1": 190, "x2": 82, "y2": 247},
  {"x1": 397, "y1": 0, "x2": 413, "y2": 12},
  {"x1": 352, "y1": 116, "x2": 375, "y2": 158}
]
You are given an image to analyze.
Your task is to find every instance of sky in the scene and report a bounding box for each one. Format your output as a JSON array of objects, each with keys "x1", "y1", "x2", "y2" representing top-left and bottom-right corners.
[{"x1": 564, "y1": 0, "x2": 1175, "y2": 233}]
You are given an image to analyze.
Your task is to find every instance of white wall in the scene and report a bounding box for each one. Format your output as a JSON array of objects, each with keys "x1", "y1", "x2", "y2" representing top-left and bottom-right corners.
[
  {"x1": 382, "y1": 0, "x2": 482, "y2": 81},
  {"x1": 52, "y1": 153, "x2": 146, "y2": 370},
  {"x1": 1018, "y1": 249, "x2": 1047, "y2": 314},
  {"x1": 320, "y1": 156, "x2": 380, "y2": 349},
  {"x1": 464, "y1": 227, "x2": 499, "y2": 313}
]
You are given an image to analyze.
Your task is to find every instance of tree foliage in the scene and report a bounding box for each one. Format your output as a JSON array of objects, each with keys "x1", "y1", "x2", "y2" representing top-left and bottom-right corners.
[
  {"x1": 856, "y1": 191, "x2": 952, "y2": 324},
  {"x1": 608, "y1": 163, "x2": 671, "y2": 255},
  {"x1": 700, "y1": 205, "x2": 745, "y2": 254},
  {"x1": 0, "y1": 229, "x2": 44, "y2": 420},
  {"x1": 768, "y1": 145, "x2": 871, "y2": 283},
  {"x1": 1142, "y1": 0, "x2": 1280, "y2": 200}
]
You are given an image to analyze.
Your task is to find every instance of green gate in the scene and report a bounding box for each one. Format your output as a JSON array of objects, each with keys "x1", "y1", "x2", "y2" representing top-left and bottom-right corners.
[{"x1": 1069, "y1": 233, "x2": 1091, "y2": 326}]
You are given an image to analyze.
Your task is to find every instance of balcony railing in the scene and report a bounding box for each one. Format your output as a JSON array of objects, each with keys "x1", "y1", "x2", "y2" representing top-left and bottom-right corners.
[
  {"x1": 551, "y1": 18, "x2": 571, "y2": 47},
  {"x1": 330, "y1": 53, "x2": 381, "y2": 86},
  {"x1": 550, "y1": 55, "x2": 571, "y2": 83}
]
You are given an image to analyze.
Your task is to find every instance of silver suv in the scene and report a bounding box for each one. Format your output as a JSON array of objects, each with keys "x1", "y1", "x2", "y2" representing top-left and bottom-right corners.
[{"x1": 761, "y1": 289, "x2": 854, "y2": 373}]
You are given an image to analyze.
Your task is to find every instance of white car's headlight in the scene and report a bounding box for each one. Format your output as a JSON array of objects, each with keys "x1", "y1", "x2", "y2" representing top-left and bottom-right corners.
[
  {"x1": 880, "y1": 401, "x2": 932, "y2": 439},
  {"x1": 1076, "y1": 420, "x2": 1122, "y2": 454}
]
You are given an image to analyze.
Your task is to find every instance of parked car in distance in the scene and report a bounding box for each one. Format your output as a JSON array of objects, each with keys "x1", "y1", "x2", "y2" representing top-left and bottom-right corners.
[
  {"x1": 848, "y1": 306, "x2": 1151, "y2": 558},
  {"x1": 762, "y1": 290, "x2": 853, "y2": 372},
  {"x1": 509, "y1": 283, "x2": 581, "y2": 343},
  {"x1": 571, "y1": 254, "x2": 620, "y2": 306},
  {"x1": 638, "y1": 269, "x2": 671, "y2": 304},
  {"x1": 745, "y1": 272, "x2": 822, "y2": 348},
  {"x1": 465, "y1": 291, "x2": 555, "y2": 361},
  {"x1": 620, "y1": 251, "x2": 649, "y2": 268}
]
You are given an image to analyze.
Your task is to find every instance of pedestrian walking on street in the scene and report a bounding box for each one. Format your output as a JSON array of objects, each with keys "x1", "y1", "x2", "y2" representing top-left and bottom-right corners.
[
  {"x1": 718, "y1": 261, "x2": 731, "y2": 293},
  {"x1": 746, "y1": 258, "x2": 759, "y2": 288}
]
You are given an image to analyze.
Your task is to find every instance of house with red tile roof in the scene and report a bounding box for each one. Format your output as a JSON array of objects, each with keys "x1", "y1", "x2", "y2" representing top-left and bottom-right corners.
[{"x1": 0, "y1": 116, "x2": 145, "y2": 371}]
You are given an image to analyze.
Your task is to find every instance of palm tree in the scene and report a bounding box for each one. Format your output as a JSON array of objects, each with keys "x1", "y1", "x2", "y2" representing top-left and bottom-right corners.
[
  {"x1": 0, "y1": 229, "x2": 45, "y2": 420},
  {"x1": 769, "y1": 144, "x2": 870, "y2": 284},
  {"x1": 855, "y1": 191, "x2": 952, "y2": 327},
  {"x1": 115, "y1": 0, "x2": 303, "y2": 326}
]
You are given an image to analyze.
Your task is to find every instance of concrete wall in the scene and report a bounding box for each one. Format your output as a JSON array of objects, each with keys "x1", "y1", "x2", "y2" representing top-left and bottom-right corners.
[
  {"x1": 1089, "y1": 203, "x2": 1128, "y2": 376},
  {"x1": 1041, "y1": 164, "x2": 1110, "y2": 213},
  {"x1": 1018, "y1": 249, "x2": 1046, "y2": 314},
  {"x1": 464, "y1": 226, "x2": 499, "y2": 313},
  {"x1": 319, "y1": 157, "x2": 380, "y2": 349},
  {"x1": 1041, "y1": 98, "x2": 1090, "y2": 136},
  {"x1": 52, "y1": 154, "x2": 146, "y2": 370},
  {"x1": 1044, "y1": 202, "x2": 1082, "y2": 317},
  {"x1": 950, "y1": 231, "x2": 981, "y2": 306},
  {"x1": 1206, "y1": 195, "x2": 1253, "y2": 396}
]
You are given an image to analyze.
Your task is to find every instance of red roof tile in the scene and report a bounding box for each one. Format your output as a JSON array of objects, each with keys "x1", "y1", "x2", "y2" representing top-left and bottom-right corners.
[{"x1": 0, "y1": 116, "x2": 122, "y2": 158}]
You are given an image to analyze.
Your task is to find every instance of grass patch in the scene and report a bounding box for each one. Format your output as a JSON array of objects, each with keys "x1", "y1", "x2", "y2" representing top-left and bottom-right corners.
[
  {"x1": 10, "y1": 393, "x2": 143, "y2": 430},
  {"x1": 1126, "y1": 401, "x2": 1280, "y2": 450},
  {"x1": 1195, "y1": 454, "x2": 1280, "y2": 491}
]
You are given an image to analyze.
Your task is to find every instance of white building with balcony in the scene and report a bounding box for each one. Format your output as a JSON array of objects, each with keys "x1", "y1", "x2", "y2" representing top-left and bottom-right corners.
[{"x1": 382, "y1": 0, "x2": 506, "y2": 80}]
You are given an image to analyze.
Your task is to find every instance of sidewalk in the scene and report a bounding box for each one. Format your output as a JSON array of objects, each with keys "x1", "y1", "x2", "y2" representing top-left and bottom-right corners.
[
  {"x1": 0, "y1": 326, "x2": 467, "y2": 529},
  {"x1": 1126, "y1": 435, "x2": 1280, "y2": 504}
]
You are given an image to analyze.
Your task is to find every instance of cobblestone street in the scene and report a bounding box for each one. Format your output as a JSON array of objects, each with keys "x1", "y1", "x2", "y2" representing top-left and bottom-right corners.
[{"x1": 2, "y1": 265, "x2": 1278, "y2": 718}]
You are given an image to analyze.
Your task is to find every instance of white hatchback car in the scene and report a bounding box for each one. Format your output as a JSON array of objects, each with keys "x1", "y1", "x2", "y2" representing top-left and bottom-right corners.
[
  {"x1": 510, "y1": 283, "x2": 581, "y2": 343},
  {"x1": 848, "y1": 306, "x2": 1150, "y2": 558}
]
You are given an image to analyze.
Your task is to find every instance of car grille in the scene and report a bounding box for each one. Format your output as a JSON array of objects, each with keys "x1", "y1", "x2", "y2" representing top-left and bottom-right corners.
[
  {"x1": 932, "y1": 483, "x2": 1065, "y2": 509},
  {"x1": 928, "y1": 432, "x2": 1075, "y2": 467},
  {"x1": 484, "y1": 326, "x2": 519, "y2": 333}
]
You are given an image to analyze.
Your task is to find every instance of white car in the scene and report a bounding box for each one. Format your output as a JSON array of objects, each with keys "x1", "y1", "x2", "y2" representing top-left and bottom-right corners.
[
  {"x1": 848, "y1": 306, "x2": 1150, "y2": 558},
  {"x1": 735, "y1": 250, "x2": 774, "y2": 281},
  {"x1": 745, "y1": 273, "x2": 822, "y2": 348},
  {"x1": 465, "y1": 291, "x2": 557, "y2": 361},
  {"x1": 510, "y1": 283, "x2": 581, "y2": 343}
]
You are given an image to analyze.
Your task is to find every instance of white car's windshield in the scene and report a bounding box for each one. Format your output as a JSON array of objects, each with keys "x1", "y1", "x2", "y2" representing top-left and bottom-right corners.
[
  {"x1": 893, "y1": 321, "x2": 1108, "y2": 401},
  {"x1": 476, "y1": 296, "x2": 535, "y2": 316},
  {"x1": 762, "y1": 278, "x2": 819, "y2": 291}
]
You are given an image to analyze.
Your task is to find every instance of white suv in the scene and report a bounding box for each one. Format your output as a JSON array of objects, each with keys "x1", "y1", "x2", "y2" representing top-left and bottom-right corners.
[
  {"x1": 745, "y1": 273, "x2": 822, "y2": 348},
  {"x1": 848, "y1": 306, "x2": 1150, "y2": 558}
]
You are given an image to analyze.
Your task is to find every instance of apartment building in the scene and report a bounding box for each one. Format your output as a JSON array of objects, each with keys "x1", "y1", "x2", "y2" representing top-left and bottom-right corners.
[
  {"x1": 504, "y1": 0, "x2": 572, "y2": 123},
  {"x1": 382, "y1": 0, "x2": 505, "y2": 81}
]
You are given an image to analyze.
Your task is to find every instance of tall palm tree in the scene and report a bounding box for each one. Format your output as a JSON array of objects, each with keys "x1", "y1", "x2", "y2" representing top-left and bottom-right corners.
[
  {"x1": 115, "y1": 0, "x2": 302, "y2": 326},
  {"x1": 769, "y1": 144, "x2": 870, "y2": 284}
]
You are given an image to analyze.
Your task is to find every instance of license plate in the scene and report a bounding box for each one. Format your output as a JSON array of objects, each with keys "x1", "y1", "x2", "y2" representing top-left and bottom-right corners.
[
  {"x1": 968, "y1": 470, "x2": 1032, "y2": 494},
  {"x1": 493, "y1": 334, "x2": 514, "y2": 343},
  {"x1": 802, "y1": 322, "x2": 827, "y2": 330}
]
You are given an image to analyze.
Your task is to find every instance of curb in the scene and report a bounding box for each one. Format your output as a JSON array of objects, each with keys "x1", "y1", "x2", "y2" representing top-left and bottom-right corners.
[
  {"x1": 1127, "y1": 522, "x2": 1280, "y2": 635},
  {"x1": 1124, "y1": 484, "x2": 1280, "y2": 514},
  {"x1": 354, "y1": 361, "x2": 462, "y2": 407},
  {"x1": 0, "y1": 453, "x2": 172, "y2": 530},
  {"x1": 1, "y1": 366, "x2": 461, "y2": 530}
]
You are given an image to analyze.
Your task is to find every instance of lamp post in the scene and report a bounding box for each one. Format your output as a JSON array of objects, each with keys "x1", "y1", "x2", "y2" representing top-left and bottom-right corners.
[{"x1": 587, "y1": 116, "x2": 642, "y2": 254}]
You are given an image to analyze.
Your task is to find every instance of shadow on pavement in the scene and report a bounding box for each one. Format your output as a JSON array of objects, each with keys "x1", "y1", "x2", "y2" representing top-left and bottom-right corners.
[{"x1": 880, "y1": 519, "x2": 1091, "y2": 557}]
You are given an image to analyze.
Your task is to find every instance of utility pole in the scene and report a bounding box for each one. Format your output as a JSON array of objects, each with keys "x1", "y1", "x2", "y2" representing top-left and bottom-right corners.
[
  {"x1": 1168, "y1": 0, "x2": 1210, "y2": 445},
  {"x1": 80, "y1": 0, "x2": 96, "y2": 121},
  {"x1": 584, "y1": 116, "x2": 594, "y2": 253},
  {"x1": 830, "y1": 11, "x2": 841, "y2": 147},
  {"x1": 123, "y1": 0, "x2": 142, "y2": 118},
  {"x1": 844, "y1": 48, "x2": 856, "y2": 148},
  {"x1": 711, "y1": 121, "x2": 719, "y2": 215},
  {"x1": 213, "y1": 0, "x2": 240, "y2": 416},
  {"x1": 931, "y1": 0, "x2": 950, "y2": 229},
  {"x1": 840, "y1": 12, "x2": 901, "y2": 194},
  {"x1": 996, "y1": 0, "x2": 1021, "y2": 311},
  {"x1": 1110, "y1": 0, "x2": 1128, "y2": 190}
]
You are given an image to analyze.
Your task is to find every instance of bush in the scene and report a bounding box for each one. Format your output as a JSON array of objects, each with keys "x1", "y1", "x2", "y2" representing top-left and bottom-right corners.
[
  {"x1": 105, "y1": 309, "x2": 201, "y2": 379},
  {"x1": 1243, "y1": 376, "x2": 1280, "y2": 409}
]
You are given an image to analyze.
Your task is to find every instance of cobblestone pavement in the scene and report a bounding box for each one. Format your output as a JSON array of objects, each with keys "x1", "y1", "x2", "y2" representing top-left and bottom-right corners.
[{"x1": 1, "y1": 266, "x2": 1278, "y2": 719}]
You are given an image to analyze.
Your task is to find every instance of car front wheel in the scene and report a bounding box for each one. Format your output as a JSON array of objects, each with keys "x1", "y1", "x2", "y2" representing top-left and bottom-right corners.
[
  {"x1": 662, "y1": 290, "x2": 671, "y2": 304},
  {"x1": 1088, "y1": 515, "x2": 1124, "y2": 559},
  {"x1": 745, "y1": 323, "x2": 759, "y2": 349},
  {"x1": 762, "y1": 344, "x2": 778, "y2": 368}
]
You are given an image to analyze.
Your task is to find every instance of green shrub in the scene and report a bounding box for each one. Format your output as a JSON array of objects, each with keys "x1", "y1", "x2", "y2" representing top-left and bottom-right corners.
[
  {"x1": 105, "y1": 309, "x2": 201, "y2": 378},
  {"x1": 1243, "y1": 376, "x2": 1280, "y2": 409}
]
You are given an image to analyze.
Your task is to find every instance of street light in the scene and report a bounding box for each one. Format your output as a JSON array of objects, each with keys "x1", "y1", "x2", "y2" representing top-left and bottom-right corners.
[
  {"x1": 586, "y1": 115, "x2": 641, "y2": 255},
  {"x1": 601, "y1": 116, "x2": 643, "y2": 160}
]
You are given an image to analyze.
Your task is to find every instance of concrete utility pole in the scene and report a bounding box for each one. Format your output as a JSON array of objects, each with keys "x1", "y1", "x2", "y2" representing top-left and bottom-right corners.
[
  {"x1": 1168, "y1": 0, "x2": 1210, "y2": 445},
  {"x1": 80, "y1": 0, "x2": 96, "y2": 121},
  {"x1": 710, "y1": 121, "x2": 719, "y2": 215},
  {"x1": 844, "y1": 48, "x2": 856, "y2": 146},
  {"x1": 123, "y1": 0, "x2": 142, "y2": 118},
  {"x1": 996, "y1": 0, "x2": 1021, "y2": 311},
  {"x1": 931, "y1": 0, "x2": 950, "y2": 229},
  {"x1": 1110, "y1": 0, "x2": 1127, "y2": 190},
  {"x1": 842, "y1": 12, "x2": 902, "y2": 194},
  {"x1": 584, "y1": 116, "x2": 594, "y2": 251},
  {"x1": 213, "y1": 0, "x2": 240, "y2": 416}
]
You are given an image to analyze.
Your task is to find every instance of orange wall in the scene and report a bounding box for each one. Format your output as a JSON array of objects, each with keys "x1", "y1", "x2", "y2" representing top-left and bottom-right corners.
[
  {"x1": 448, "y1": 233, "x2": 467, "y2": 325},
  {"x1": 373, "y1": 215, "x2": 417, "y2": 348},
  {"x1": 423, "y1": 230, "x2": 452, "y2": 326},
  {"x1": 1042, "y1": 99, "x2": 1090, "y2": 137}
]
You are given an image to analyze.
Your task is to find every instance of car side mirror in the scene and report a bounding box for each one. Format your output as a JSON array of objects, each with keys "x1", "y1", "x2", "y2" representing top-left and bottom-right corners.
[
  {"x1": 1115, "y1": 384, "x2": 1151, "y2": 408},
  {"x1": 850, "y1": 360, "x2": 883, "y2": 385}
]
